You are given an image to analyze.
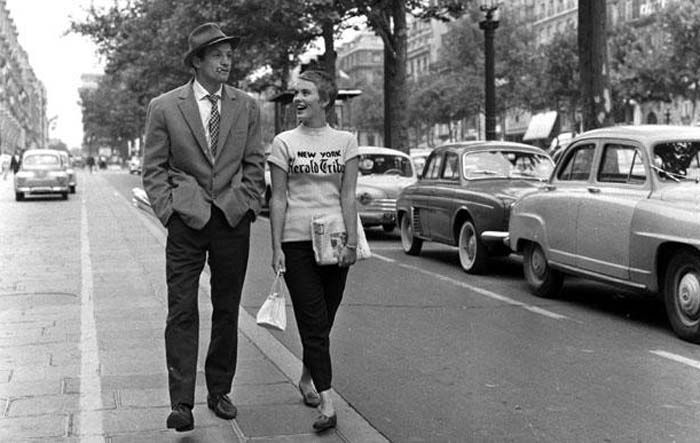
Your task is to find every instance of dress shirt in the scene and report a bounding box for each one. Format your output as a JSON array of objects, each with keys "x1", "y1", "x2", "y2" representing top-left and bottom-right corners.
[{"x1": 192, "y1": 79, "x2": 222, "y2": 154}]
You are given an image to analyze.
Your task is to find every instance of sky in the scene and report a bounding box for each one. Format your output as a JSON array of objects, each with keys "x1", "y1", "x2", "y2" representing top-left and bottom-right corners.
[{"x1": 6, "y1": 0, "x2": 109, "y2": 149}]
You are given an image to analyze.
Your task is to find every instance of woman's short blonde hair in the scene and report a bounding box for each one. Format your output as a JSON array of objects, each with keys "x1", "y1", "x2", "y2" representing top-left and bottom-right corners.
[{"x1": 298, "y1": 70, "x2": 337, "y2": 112}]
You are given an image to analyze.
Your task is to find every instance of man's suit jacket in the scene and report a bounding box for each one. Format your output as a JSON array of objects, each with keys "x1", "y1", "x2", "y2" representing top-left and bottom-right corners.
[{"x1": 143, "y1": 80, "x2": 265, "y2": 230}]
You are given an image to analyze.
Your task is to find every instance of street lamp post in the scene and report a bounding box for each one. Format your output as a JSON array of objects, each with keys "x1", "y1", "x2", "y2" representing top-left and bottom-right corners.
[{"x1": 479, "y1": 1, "x2": 500, "y2": 141}]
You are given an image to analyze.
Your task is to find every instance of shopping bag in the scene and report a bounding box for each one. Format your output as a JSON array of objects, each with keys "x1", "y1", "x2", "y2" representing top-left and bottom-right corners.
[
  {"x1": 256, "y1": 271, "x2": 287, "y2": 331},
  {"x1": 311, "y1": 213, "x2": 371, "y2": 265}
]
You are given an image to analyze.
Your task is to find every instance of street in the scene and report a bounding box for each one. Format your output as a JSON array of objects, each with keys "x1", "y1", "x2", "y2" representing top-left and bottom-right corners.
[{"x1": 3, "y1": 170, "x2": 700, "y2": 442}]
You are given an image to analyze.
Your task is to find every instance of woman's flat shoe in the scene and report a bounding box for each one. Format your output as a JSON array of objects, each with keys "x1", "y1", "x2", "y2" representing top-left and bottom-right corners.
[
  {"x1": 313, "y1": 413, "x2": 337, "y2": 432},
  {"x1": 298, "y1": 385, "x2": 321, "y2": 407}
]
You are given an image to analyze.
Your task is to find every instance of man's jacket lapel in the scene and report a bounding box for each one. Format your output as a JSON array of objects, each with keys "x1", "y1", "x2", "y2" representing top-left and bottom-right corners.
[
  {"x1": 176, "y1": 83, "x2": 212, "y2": 165},
  {"x1": 216, "y1": 86, "x2": 242, "y2": 159}
]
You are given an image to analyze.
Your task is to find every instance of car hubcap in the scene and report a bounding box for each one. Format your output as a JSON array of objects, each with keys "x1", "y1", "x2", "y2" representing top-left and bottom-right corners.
[
  {"x1": 460, "y1": 225, "x2": 475, "y2": 267},
  {"x1": 531, "y1": 247, "x2": 547, "y2": 279},
  {"x1": 677, "y1": 271, "x2": 700, "y2": 324}
]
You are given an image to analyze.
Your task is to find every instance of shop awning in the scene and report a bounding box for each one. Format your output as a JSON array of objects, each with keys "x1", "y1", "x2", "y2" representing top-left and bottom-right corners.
[{"x1": 523, "y1": 111, "x2": 558, "y2": 141}]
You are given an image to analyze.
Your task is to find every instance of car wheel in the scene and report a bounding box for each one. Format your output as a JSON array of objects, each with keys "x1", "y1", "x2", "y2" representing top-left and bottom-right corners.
[
  {"x1": 70, "y1": 185, "x2": 76, "y2": 194},
  {"x1": 61, "y1": 192, "x2": 68, "y2": 200},
  {"x1": 458, "y1": 219, "x2": 487, "y2": 274},
  {"x1": 400, "y1": 213, "x2": 422, "y2": 255},
  {"x1": 523, "y1": 242, "x2": 563, "y2": 298},
  {"x1": 664, "y1": 251, "x2": 700, "y2": 343},
  {"x1": 382, "y1": 224, "x2": 394, "y2": 233},
  {"x1": 15, "y1": 192, "x2": 24, "y2": 202}
]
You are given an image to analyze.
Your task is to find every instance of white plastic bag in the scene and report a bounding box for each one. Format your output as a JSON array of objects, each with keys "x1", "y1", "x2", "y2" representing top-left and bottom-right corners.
[
  {"x1": 311, "y1": 213, "x2": 371, "y2": 265},
  {"x1": 256, "y1": 271, "x2": 287, "y2": 331}
]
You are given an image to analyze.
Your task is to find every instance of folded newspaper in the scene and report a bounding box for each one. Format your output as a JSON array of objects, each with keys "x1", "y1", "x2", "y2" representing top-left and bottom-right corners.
[{"x1": 311, "y1": 213, "x2": 371, "y2": 265}]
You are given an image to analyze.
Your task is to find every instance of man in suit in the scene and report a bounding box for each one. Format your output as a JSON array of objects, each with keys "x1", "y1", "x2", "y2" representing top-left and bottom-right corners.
[{"x1": 142, "y1": 22, "x2": 265, "y2": 432}]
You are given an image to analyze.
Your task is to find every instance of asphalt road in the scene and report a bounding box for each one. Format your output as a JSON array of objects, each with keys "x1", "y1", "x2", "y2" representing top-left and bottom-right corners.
[{"x1": 103, "y1": 171, "x2": 700, "y2": 442}]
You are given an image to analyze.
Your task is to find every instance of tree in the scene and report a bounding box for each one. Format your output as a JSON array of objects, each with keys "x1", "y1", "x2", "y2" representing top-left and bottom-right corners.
[
  {"x1": 358, "y1": 0, "x2": 470, "y2": 152},
  {"x1": 578, "y1": 0, "x2": 612, "y2": 130},
  {"x1": 537, "y1": 32, "x2": 580, "y2": 129}
]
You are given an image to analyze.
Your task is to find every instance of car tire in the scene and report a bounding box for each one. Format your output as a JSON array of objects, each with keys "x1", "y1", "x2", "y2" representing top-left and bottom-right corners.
[
  {"x1": 664, "y1": 251, "x2": 700, "y2": 343},
  {"x1": 61, "y1": 192, "x2": 68, "y2": 200},
  {"x1": 15, "y1": 192, "x2": 24, "y2": 202},
  {"x1": 400, "y1": 213, "x2": 422, "y2": 255},
  {"x1": 382, "y1": 224, "x2": 394, "y2": 233},
  {"x1": 458, "y1": 219, "x2": 487, "y2": 274},
  {"x1": 70, "y1": 185, "x2": 76, "y2": 194},
  {"x1": 523, "y1": 242, "x2": 563, "y2": 298}
]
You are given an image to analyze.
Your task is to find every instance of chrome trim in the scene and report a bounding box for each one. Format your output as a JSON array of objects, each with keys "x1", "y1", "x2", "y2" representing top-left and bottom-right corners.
[{"x1": 550, "y1": 260, "x2": 649, "y2": 290}]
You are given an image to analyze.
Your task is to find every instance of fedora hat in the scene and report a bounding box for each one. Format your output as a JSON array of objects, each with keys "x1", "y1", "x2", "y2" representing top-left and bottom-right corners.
[{"x1": 183, "y1": 23, "x2": 240, "y2": 68}]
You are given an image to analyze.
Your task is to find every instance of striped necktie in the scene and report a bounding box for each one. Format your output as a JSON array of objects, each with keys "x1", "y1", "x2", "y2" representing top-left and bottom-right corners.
[{"x1": 207, "y1": 94, "x2": 220, "y2": 158}]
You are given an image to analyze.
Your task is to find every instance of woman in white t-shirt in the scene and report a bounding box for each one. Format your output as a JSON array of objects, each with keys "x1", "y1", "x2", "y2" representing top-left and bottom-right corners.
[{"x1": 268, "y1": 70, "x2": 359, "y2": 432}]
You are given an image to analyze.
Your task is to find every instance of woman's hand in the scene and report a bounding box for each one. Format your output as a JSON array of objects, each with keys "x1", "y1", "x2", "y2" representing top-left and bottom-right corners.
[
  {"x1": 338, "y1": 245, "x2": 357, "y2": 268},
  {"x1": 272, "y1": 249, "x2": 286, "y2": 274}
]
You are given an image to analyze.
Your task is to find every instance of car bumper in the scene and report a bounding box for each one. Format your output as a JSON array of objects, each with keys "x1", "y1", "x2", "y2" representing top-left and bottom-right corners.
[
  {"x1": 358, "y1": 199, "x2": 397, "y2": 226},
  {"x1": 16, "y1": 185, "x2": 69, "y2": 194},
  {"x1": 480, "y1": 230, "x2": 509, "y2": 246}
]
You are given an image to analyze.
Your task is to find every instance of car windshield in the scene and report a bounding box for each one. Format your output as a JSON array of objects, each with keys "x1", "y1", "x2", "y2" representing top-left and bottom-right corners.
[
  {"x1": 652, "y1": 141, "x2": 700, "y2": 182},
  {"x1": 23, "y1": 154, "x2": 60, "y2": 168},
  {"x1": 462, "y1": 150, "x2": 553, "y2": 180},
  {"x1": 359, "y1": 154, "x2": 414, "y2": 177}
]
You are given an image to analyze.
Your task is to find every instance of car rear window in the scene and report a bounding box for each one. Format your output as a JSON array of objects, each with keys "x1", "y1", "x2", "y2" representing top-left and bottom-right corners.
[{"x1": 23, "y1": 154, "x2": 60, "y2": 167}]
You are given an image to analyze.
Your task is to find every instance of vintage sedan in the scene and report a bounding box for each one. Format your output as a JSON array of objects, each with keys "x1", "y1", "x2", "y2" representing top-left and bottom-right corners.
[
  {"x1": 58, "y1": 151, "x2": 77, "y2": 193},
  {"x1": 14, "y1": 149, "x2": 70, "y2": 201},
  {"x1": 509, "y1": 125, "x2": 700, "y2": 343},
  {"x1": 397, "y1": 141, "x2": 553, "y2": 273},
  {"x1": 357, "y1": 146, "x2": 417, "y2": 232}
]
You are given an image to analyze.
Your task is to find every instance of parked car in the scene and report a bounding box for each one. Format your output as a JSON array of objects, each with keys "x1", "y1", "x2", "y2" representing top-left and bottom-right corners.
[
  {"x1": 397, "y1": 141, "x2": 553, "y2": 273},
  {"x1": 58, "y1": 151, "x2": 77, "y2": 193},
  {"x1": 14, "y1": 149, "x2": 70, "y2": 201},
  {"x1": 509, "y1": 125, "x2": 700, "y2": 343},
  {"x1": 410, "y1": 148, "x2": 433, "y2": 178},
  {"x1": 357, "y1": 146, "x2": 418, "y2": 232}
]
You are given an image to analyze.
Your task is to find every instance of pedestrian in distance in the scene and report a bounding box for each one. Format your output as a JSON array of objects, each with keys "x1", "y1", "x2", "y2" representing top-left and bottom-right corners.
[
  {"x1": 268, "y1": 70, "x2": 360, "y2": 433},
  {"x1": 10, "y1": 149, "x2": 22, "y2": 175},
  {"x1": 86, "y1": 155, "x2": 95, "y2": 173},
  {"x1": 142, "y1": 22, "x2": 265, "y2": 432}
]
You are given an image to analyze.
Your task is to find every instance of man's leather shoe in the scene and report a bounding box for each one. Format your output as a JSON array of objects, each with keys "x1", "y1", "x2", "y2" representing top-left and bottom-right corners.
[
  {"x1": 312, "y1": 413, "x2": 337, "y2": 432},
  {"x1": 166, "y1": 404, "x2": 194, "y2": 432},
  {"x1": 298, "y1": 385, "x2": 321, "y2": 407},
  {"x1": 207, "y1": 393, "x2": 237, "y2": 420}
]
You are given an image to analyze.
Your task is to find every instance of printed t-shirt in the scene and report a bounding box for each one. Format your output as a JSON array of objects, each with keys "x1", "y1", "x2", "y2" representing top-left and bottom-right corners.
[{"x1": 267, "y1": 124, "x2": 359, "y2": 242}]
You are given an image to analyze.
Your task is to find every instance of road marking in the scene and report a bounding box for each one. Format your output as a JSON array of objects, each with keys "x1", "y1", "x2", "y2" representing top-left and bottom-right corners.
[
  {"x1": 371, "y1": 252, "x2": 568, "y2": 320},
  {"x1": 650, "y1": 350, "x2": 700, "y2": 371},
  {"x1": 79, "y1": 196, "x2": 104, "y2": 440}
]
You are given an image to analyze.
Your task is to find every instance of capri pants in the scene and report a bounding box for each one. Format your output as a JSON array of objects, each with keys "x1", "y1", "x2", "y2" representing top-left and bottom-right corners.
[{"x1": 282, "y1": 241, "x2": 349, "y2": 392}]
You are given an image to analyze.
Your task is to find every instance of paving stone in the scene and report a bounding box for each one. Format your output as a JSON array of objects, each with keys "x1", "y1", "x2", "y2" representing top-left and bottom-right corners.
[
  {"x1": 232, "y1": 383, "x2": 300, "y2": 406},
  {"x1": 73, "y1": 406, "x2": 223, "y2": 435},
  {"x1": 250, "y1": 434, "x2": 344, "y2": 443},
  {"x1": 64, "y1": 373, "x2": 207, "y2": 394},
  {"x1": 234, "y1": 359, "x2": 287, "y2": 385},
  {"x1": 108, "y1": 425, "x2": 241, "y2": 443},
  {"x1": 7, "y1": 392, "x2": 117, "y2": 416},
  {"x1": 0, "y1": 414, "x2": 68, "y2": 440},
  {"x1": 236, "y1": 404, "x2": 321, "y2": 437},
  {"x1": 11, "y1": 364, "x2": 81, "y2": 382},
  {"x1": 0, "y1": 380, "x2": 63, "y2": 397}
]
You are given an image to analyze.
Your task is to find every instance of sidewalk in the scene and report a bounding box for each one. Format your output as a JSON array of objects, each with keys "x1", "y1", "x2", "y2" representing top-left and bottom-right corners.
[{"x1": 0, "y1": 172, "x2": 387, "y2": 442}]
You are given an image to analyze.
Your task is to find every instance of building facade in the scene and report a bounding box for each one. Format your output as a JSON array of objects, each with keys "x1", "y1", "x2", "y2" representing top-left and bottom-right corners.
[
  {"x1": 0, "y1": 0, "x2": 47, "y2": 155},
  {"x1": 336, "y1": 31, "x2": 383, "y2": 86}
]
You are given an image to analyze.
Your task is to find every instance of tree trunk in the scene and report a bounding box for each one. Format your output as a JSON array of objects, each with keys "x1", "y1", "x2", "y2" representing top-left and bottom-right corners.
[
  {"x1": 322, "y1": 21, "x2": 338, "y2": 127},
  {"x1": 578, "y1": 0, "x2": 612, "y2": 131},
  {"x1": 380, "y1": 1, "x2": 409, "y2": 153}
]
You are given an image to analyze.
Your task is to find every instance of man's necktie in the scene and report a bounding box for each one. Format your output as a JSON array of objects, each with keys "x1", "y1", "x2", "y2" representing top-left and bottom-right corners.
[{"x1": 207, "y1": 94, "x2": 220, "y2": 158}]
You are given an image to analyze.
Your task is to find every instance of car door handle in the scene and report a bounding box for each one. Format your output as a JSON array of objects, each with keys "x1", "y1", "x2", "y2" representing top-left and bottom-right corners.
[{"x1": 587, "y1": 187, "x2": 601, "y2": 194}]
